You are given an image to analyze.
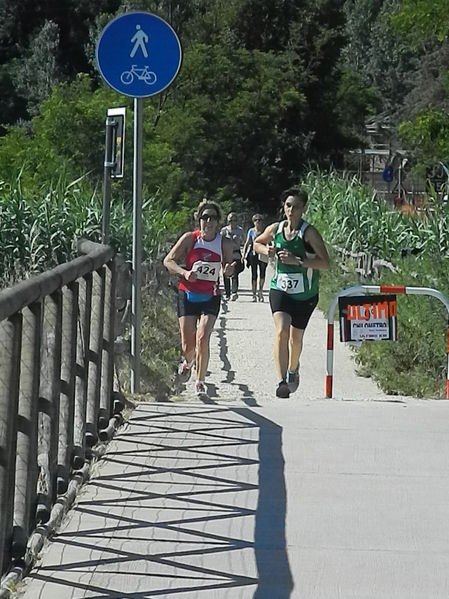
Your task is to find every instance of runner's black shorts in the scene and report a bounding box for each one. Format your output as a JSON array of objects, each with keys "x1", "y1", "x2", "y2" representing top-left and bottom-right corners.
[
  {"x1": 269, "y1": 289, "x2": 318, "y2": 330},
  {"x1": 177, "y1": 290, "x2": 221, "y2": 318}
]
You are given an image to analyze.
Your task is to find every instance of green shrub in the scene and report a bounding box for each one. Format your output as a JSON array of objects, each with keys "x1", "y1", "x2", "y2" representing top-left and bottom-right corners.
[{"x1": 353, "y1": 256, "x2": 448, "y2": 397}]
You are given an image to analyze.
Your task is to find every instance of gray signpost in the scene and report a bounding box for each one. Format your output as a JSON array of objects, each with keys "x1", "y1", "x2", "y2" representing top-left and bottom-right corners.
[{"x1": 96, "y1": 11, "x2": 182, "y2": 393}]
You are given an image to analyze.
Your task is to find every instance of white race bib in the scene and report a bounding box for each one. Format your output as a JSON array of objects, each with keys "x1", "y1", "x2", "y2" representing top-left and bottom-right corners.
[
  {"x1": 192, "y1": 260, "x2": 220, "y2": 282},
  {"x1": 276, "y1": 272, "x2": 304, "y2": 294}
]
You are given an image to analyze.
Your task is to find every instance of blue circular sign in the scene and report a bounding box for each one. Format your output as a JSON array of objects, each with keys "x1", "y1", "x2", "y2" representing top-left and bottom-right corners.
[
  {"x1": 382, "y1": 166, "x2": 393, "y2": 183},
  {"x1": 96, "y1": 12, "x2": 182, "y2": 98}
]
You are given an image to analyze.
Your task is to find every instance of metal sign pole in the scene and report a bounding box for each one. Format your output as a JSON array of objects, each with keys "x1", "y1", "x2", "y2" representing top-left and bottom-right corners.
[
  {"x1": 96, "y1": 11, "x2": 182, "y2": 396},
  {"x1": 131, "y1": 97, "x2": 143, "y2": 393},
  {"x1": 102, "y1": 116, "x2": 115, "y2": 245}
]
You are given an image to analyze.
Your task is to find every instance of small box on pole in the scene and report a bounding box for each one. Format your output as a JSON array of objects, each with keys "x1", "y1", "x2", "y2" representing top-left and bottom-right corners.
[{"x1": 107, "y1": 107, "x2": 126, "y2": 178}]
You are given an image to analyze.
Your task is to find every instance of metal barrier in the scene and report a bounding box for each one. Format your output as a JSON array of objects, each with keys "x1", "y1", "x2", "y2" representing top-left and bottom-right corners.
[
  {"x1": 0, "y1": 240, "x2": 120, "y2": 579},
  {"x1": 325, "y1": 285, "x2": 449, "y2": 399}
]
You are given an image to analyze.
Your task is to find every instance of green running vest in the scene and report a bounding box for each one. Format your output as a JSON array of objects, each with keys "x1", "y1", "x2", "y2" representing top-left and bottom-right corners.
[{"x1": 270, "y1": 220, "x2": 319, "y2": 301}]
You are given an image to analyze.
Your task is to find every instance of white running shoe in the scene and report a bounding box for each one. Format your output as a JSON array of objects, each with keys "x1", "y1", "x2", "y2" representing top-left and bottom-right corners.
[
  {"x1": 195, "y1": 381, "x2": 207, "y2": 396},
  {"x1": 177, "y1": 360, "x2": 193, "y2": 383}
]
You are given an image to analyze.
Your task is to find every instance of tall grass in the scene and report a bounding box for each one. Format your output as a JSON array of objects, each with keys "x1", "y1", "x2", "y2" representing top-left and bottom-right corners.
[
  {"x1": 303, "y1": 170, "x2": 449, "y2": 260},
  {"x1": 0, "y1": 174, "x2": 189, "y2": 286}
]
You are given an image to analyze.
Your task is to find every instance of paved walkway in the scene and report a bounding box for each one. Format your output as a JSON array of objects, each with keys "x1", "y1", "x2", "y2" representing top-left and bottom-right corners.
[{"x1": 19, "y1": 268, "x2": 449, "y2": 598}]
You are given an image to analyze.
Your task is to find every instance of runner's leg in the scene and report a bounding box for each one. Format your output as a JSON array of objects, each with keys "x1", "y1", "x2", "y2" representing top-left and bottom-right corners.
[
  {"x1": 272, "y1": 311, "x2": 292, "y2": 381},
  {"x1": 178, "y1": 315, "x2": 197, "y2": 364},
  {"x1": 195, "y1": 313, "x2": 217, "y2": 381},
  {"x1": 224, "y1": 276, "x2": 231, "y2": 298},
  {"x1": 288, "y1": 326, "x2": 304, "y2": 372},
  {"x1": 258, "y1": 260, "x2": 267, "y2": 291},
  {"x1": 250, "y1": 256, "x2": 257, "y2": 299}
]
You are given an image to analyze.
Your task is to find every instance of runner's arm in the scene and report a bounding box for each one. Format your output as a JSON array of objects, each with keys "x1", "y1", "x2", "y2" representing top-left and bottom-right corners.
[
  {"x1": 242, "y1": 230, "x2": 252, "y2": 258},
  {"x1": 303, "y1": 227, "x2": 330, "y2": 270},
  {"x1": 163, "y1": 232, "x2": 195, "y2": 278},
  {"x1": 254, "y1": 223, "x2": 278, "y2": 258},
  {"x1": 221, "y1": 236, "x2": 235, "y2": 278}
]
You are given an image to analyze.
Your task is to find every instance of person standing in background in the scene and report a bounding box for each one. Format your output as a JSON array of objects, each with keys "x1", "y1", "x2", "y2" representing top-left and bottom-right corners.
[
  {"x1": 242, "y1": 213, "x2": 268, "y2": 302},
  {"x1": 221, "y1": 213, "x2": 244, "y2": 301}
]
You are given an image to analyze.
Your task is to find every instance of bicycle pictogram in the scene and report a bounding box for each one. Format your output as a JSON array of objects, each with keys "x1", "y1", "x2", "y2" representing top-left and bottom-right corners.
[{"x1": 120, "y1": 65, "x2": 157, "y2": 85}]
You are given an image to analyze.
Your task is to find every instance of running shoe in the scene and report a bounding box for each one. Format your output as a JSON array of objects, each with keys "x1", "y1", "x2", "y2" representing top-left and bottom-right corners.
[
  {"x1": 258, "y1": 290, "x2": 264, "y2": 302},
  {"x1": 286, "y1": 367, "x2": 300, "y2": 393},
  {"x1": 195, "y1": 381, "x2": 207, "y2": 396},
  {"x1": 252, "y1": 294, "x2": 257, "y2": 302},
  {"x1": 275, "y1": 381, "x2": 290, "y2": 398},
  {"x1": 177, "y1": 360, "x2": 192, "y2": 383},
  {"x1": 231, "y1": 293, "x2": 238, "y2": 301}
]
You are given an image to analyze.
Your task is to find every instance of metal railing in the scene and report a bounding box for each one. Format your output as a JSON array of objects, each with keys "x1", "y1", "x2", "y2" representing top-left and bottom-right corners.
[
  {"x1": 0, "y1": 240, "x2": 121, "y2": 580},
  {"x1": 334, "y1": 246, "x2": 398, "y2": 279}
]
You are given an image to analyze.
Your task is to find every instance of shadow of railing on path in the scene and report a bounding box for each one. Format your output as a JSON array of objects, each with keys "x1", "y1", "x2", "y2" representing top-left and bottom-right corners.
[
  {"x1": 212, "y1": 300, "x2": 258, "y2": 407},
  {"x1": 25, "y1": 403, "x2": 293, "y2": 598}
]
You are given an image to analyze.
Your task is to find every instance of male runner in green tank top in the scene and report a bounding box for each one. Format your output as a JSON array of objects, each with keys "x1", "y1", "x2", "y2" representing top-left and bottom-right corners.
[{"x1": 254, "y1": 188, "x2": 330, "y2": 398}]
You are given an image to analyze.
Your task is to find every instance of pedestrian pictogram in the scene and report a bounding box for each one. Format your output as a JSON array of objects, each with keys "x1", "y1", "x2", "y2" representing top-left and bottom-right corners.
[{"x1": 130, "y1": 24, "x2": 149, "y2": 58}]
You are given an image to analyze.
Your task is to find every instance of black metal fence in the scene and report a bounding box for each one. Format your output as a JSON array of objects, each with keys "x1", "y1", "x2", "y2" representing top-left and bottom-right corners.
[{"x1": 0, "y1": 240, "x2": 121, "y2": 579}]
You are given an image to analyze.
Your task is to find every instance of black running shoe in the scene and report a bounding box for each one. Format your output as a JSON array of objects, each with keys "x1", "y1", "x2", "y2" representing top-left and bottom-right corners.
[{"x1": 276, "y1": 381, "x2": 290, "y2": 398}]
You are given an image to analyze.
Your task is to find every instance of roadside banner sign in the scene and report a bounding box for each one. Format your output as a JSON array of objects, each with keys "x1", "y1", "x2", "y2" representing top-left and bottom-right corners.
[
  {"x1": 339, "y1": 294, "x2": 398, "y2": 342},
  {"x1": 96, "y1": 11, "x2": 182, "y2": 98}
]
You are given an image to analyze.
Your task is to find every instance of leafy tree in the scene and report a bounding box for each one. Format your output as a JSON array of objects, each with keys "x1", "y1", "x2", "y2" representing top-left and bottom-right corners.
[
  {"x1": 390, "y1": 0, "x2": 449, "y2": 45},
  {"x1": 10, "y1": 20, "x2": 62, "y2": 117},
  {"x1": 367, "y1": 0, "x2": 418, "y2": 115},
  {"x1": 341, "y1": 0, "x2": 383, "y2": 75},
  {"x1": 158, "y1": 43, "x2": 308, "y2": 207},
  {"x1": 335, "y1": 67, "x2": 379, "y2": 144},
  {"x1": 399, "y1": 107, "x2": 449, "y2": 168},
  {"x1": 0, "y1": 0, "x2": 121, "y2": 123}
]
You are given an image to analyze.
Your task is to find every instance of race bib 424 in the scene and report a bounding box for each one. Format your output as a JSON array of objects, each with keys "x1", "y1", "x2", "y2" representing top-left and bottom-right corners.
[{"x1": 192, "y1": 260, "x2": 220, "y2": 282}]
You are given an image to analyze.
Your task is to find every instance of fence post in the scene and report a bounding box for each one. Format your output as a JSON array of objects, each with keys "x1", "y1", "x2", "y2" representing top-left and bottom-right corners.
[
  {"x1": 0, "y1": 315, "x2": 22, "y2": 573},
  {"x1": 57, "y1": 283, "x2": 79, "y2": 495},
  {"x1": 73, "y1": 274, "x2": 93, "y2": 469},
  {"x1": 85, "y1": 269, "x2": 106, "y2": 448},
  {"x1": 12, "y1": 303, "x2": 41, "y2": 558},
  {"x1": 37, "y1": 291, "x2": 62, "y2": 524},
  {"x1": 99, "y1": 262, "x2": 116, "y2": 437}
]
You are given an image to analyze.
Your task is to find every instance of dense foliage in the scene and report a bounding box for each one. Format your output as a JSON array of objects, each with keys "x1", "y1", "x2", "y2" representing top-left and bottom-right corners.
[
  {"x1": 343, "y1": 0, "x2": 449, "y2": 171},
  {"x1": 0, "y1": 0, "x2": 363, "y2": 213}
]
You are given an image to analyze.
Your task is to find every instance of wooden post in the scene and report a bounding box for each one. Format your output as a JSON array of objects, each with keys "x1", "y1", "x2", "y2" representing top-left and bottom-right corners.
[
  {"x1": 13, "y1": 303, "x2": 41, "y2": 559},
  {"x1": 0, "y1": 315, "x2": 22, "y2": 574}
]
